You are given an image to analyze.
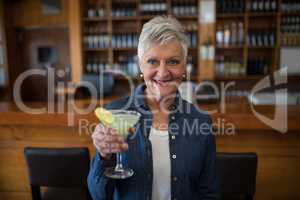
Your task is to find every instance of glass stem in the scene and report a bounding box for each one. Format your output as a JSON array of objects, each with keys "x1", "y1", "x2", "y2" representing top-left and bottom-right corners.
[{"x1": 115, "y1": 153, "x2": 124, "y2": 172}]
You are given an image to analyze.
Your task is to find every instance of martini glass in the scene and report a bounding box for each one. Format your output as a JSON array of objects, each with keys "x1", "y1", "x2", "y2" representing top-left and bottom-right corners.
[{"x1": 103, "y1": 110, "x2": 141, "y2": 179}]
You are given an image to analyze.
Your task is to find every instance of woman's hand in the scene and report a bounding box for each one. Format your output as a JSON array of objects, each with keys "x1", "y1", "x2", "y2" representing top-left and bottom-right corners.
[{"x1": 91, "y1": 124, "x2": 130, "y2": 160}]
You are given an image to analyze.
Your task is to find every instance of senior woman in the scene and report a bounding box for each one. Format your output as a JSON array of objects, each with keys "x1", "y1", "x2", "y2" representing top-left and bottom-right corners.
[{"x1": 88, "y1": 16, "x2": 219, "y2": 200}]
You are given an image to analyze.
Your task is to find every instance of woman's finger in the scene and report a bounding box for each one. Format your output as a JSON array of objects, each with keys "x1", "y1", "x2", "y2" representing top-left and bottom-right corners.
[{"x1": 104, "y1": 134, "x2": 125, "y2": 143}]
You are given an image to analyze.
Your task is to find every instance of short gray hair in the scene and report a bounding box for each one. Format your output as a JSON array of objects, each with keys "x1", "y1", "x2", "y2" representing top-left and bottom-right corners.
[{"x1": 137, "y1": 16, "x2": 188, "y2": 60}]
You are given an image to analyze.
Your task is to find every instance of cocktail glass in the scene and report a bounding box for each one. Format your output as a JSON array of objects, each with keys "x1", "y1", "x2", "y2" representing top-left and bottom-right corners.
[{"x1": 103, "y1": 110, "x2": 141, "y2": 179}]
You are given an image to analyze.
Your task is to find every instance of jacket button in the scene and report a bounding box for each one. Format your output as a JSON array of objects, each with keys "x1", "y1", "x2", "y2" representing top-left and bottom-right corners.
[
  {"x1": 172, "y1": 154, "x2": 177, "y2": 159},
  {"x1": 171, "y1": 116, "x2": 175, "y2": 120},
  {"x1": 171, "y1": 135, "x2": 176, "y2": 140},
  {"x1": 173, "y1": 176, "x2": 178, "y2": 181}
]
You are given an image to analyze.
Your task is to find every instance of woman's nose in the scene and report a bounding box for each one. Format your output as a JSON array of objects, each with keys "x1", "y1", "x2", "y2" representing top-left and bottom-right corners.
[{"x1": 157, "y1": 61, "x2": 169, "y2": 77}]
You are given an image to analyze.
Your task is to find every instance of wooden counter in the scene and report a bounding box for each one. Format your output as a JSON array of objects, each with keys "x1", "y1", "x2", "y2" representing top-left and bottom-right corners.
[
  {"x1": 0, "y1": 97, "x2": 299, "y2": 200},
  {"x1": 0, "y1": 97, "x2": 299, "y2": 130}
]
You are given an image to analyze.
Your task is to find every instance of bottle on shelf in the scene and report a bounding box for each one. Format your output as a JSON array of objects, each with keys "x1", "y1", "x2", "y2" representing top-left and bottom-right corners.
[
  {"x1": 87, "y1": 3, "x2": 106, "y2": 18},
  {"x1": 215, "y1": 55, "x2": 245, "y2": 77},
  {"x1": 281, "y1": 0, "x2": 300, "y2": 13},
  {"x1": 271, "y1": 0, "x2": 277, "y2": 11},
  {"x1": 84, "y1": 34, "x2": 109, "y2": 49},
  {"x1": 251, "y1": 0, "x2": 258, "y2": 12},
  {"x1": 186, "y1": 55, "x2": 196, "y2": 77},
  {"x1": 281, "y1": 16, "x2": 300, "y2": 46},
  {"x1": 172, "y1": 0, "x2": 198, "y2": 16},
  {"x1": 247, "y1": 57, "x2": 269, "y2": 75},
  {"x1": 216, "y1": 24, "x2": 224, "y2": 47},
  {"x1": 84, "y1": 24, "x2": 107, "y2": 35},
  {"x1": 216, "y1": 21, "x2": 244, "y2": 47},
  {"x1": 112, "y1": 6, "x2": 136, "y2": 17},
  {"x1": 184, "y1": 22, "x2": 198, "y2": 32},
  {"x1": 112, "y1": 33, "x2": 138, "y2": 48},
  {"x1": 249, "y1": 0, "x2": 277, "y2": 12},
  {"x1": 86, "y1": 58, "x2": 109, "y2": 74},
  {"x1": 238, "y1": 22, "x2": 244, "y2": 45},
  {"x1": 217, "y1": 0, "x2": 245, "y2": 14},
  {"x1": 113, "y1": 55, "x2": 139, "y2": 77},
  {"x1": 215, "y1": 55, "x2": 224, "y2": 76},
  {"x1": 140, "y1": 2, "x2": 167, "y2": 15},
  {"x1": 248, "y1": 29, "x2": 276, "y2": 47},
  {"x1": 224, "y1": 24, "x2": 231, "y2": 46},
  {"x1": 264, "y1": 0, "x2": 271, "y2": 11},
  {"x1": 230, "y1": 22, "x2": 237, "y2": 45},
  {"x1": 187, "y1": 32, "x2": 197, "y2": 48}
]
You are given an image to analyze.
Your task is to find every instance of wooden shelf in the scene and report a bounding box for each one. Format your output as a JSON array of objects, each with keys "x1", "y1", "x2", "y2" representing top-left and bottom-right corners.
[
  {"x1": 112, "y1": 47, "x2": 136, "y2": 51},
  {"x1": 112, "y1": 16, "x2": 138, "y2": 21},
  {"x1": 217, "y1": 46, "x2": 244, "y2": 49},
  {"x1": 83, "y1": 17, "x2": 108, "y2": 22},
  {"x1": 112, "y1": 30, "x2": 139, "y2": 34},
  {"x1": 79, "y1": 1, "x2": 300, "y2": 84},
  {"x1": 173, "y1": 15, "x2": 198, "y2": 20},
  {"x1": 248, "y1": 12, "x2": 277, "y2": 17},
  {"x1": 281, "y1": 12, "x2": 300, "y2": 16},
  {"x1": 248, "y1": 46, "x2": 276, "y2": 49},
  {"x1": 84, "y1": 48, "x2": 109, "y2": 52},
  {"x1": 217, "y1": 13, "x2": 244, "y2": 18},
  {"x1": 281, "y1": 45, "x2": 300, "y2": 48},
  {"x1": 140, "y1": 15, "x2": 167, "y2": 20},
  {"x1": 288, "y1": 75, "x2": 300, "y2": 80}
]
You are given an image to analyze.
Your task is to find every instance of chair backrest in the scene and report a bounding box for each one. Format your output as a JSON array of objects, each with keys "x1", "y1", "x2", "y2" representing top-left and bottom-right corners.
[
  {"x1": 217, "y1": 152, "x2": 258, "y2": 200},
  {"x1": 24, "y1": 147, "x2": 90, "y2": 188}
]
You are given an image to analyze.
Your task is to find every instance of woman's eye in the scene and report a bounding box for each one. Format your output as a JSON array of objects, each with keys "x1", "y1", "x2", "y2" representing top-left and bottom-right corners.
[
  {"x1": 147, "y1": 59, "x2": 158, "y2": 65},
  {"x1": 167, "y1": 59, "x2": 180, "y2": 66}
]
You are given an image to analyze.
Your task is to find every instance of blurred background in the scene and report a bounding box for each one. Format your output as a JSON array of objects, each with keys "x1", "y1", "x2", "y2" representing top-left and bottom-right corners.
[{"x1": 0, "y1": 0, "x2": 299, "y2": 200}]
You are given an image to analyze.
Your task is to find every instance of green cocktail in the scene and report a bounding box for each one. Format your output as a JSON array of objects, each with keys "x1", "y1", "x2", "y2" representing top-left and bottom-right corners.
[{"x1": 95, "y1": 108, "x2": 141, "y2": 179}]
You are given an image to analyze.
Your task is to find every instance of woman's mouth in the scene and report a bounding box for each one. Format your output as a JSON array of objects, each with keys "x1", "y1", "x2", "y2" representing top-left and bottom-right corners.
[{"x1": 153, "y1": 79, "x2": 172, "y2": 87}]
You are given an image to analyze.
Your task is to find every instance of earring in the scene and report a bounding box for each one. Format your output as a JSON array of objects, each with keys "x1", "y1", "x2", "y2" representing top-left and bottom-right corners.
[
  {"x1": 140, "y1": 73, "x2": 143, "y2": 78},
  {"x1": 182, "y1": 74, "x2": 186, "y2": 78}
]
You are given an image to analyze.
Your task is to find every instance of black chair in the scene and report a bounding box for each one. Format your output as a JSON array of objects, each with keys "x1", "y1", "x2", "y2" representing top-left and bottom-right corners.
[
  {"x1": 217, "y1": 152, "x2": 258, "y2": 200},
  {"x1": 24, "y1": 147, "x2": 92, "y2": 200}
]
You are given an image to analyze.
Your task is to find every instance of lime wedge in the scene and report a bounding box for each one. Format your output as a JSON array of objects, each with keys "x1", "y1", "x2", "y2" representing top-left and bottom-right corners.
[{"x1": 94, "y1": 107, "x2": 115, "y2": 127}]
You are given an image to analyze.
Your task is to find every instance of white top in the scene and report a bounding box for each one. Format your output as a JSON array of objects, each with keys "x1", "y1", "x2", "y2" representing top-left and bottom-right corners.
[{"x1": 149, "y1": 127, "x2": 171, "y2": 200}]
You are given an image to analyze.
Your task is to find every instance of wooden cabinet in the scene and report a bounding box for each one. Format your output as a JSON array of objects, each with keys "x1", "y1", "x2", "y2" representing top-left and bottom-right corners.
[
  {"x1": 80, "y1": 0, "x2": 199, "y2": 82},
  {"x1": 76, "y1": 0, "x2": 300, "y2": 84},
  {"x1": 3, "y1": 0, "x2": 299, "y2": 87},
  {"x1": 0, "y1": 0, "x2": 8, "y2": 88},
  {"x1": 215, "y1": 0, "x2": 300, "y2": 80}
]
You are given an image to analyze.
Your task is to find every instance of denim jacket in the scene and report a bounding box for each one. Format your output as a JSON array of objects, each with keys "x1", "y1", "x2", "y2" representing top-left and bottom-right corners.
[{"x1": 88, "y1": 84, "x2": 220, "y2": 200}]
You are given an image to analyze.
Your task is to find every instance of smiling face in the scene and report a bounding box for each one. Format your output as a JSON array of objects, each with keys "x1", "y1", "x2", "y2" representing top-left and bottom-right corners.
[{"x1": 139, "y1": 41, "x2": 186, "y2": 101}]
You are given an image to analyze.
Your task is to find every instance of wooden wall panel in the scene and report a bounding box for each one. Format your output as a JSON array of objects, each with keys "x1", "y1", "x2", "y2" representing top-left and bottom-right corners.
[
  {"x1": 198, "y1": 23, "x2": 216, "y2": 81},
  {"x1": 217, "y1": 131, "x2": 300, "y2": 200},
  {"x1": 0, "y1": 127, "x2": 299, "y2": 200},
  {"x1": 11, "y1": 0, "x2": 69, "y2": 28},
  {"x1": 69, "y1": 0, "x2": 83, "y2": 83},
  {"x1": 4, "y1": 0, "x2": 84, "y2": 85},
  {"x1": 0, "y1": 192, "x2": 31, "y2": 200}
]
